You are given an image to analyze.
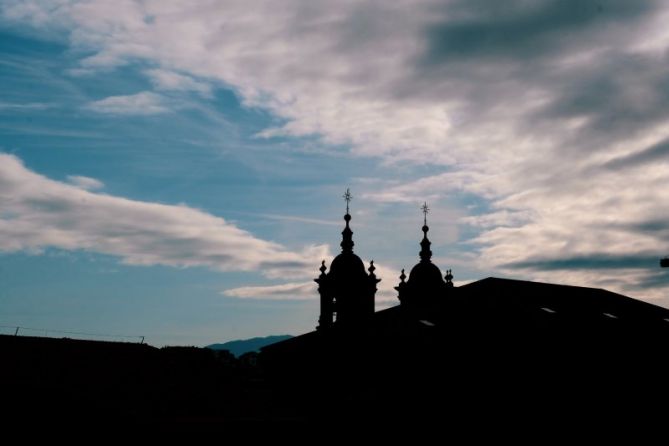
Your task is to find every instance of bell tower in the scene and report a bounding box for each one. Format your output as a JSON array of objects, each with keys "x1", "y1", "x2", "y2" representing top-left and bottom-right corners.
[{"x1": 315, "y1": 189, "x2": 379, "y2": 329}]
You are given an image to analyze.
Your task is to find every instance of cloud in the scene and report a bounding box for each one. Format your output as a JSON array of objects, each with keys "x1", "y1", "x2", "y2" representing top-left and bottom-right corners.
[
  {"x1": 66, "y1": 175, "x2": 104, "y2": 191},
  {"x1": 0, "y1": 101, "x2": 53, "y2": 110},
  {"x1": 144, "y1": 68, "x2": 212, "y2": 96},
  {"x1": 4, "y1": 1, "x2": 669, "y2": 300},
  {"x1": 222, "y1": 246, "x2": 401, "y2": 302},
  {"x1": 249, "y1": 212, "x2": 341, "y2": 227},
  {"x1": 506, "y1": 254, "x2": 659, "y2": 271},
  {"x1": 223, "y1": 260, "x2": 400, "y2": 304},
  {"x1": 224, "y1": 281, "x2": 316, "y2": 300},
  {"x1": 604, "y1": 136, "x2": 669, "y2": 171},
  {"x1": 86, "y1": 91, "x2": 169, "y2": 115},
  {"x1": 423, "y1": 0, "x2": 654, "y2": 63},
  {"x1": 0, "y1": 153, "x2": 329, "y2": 278}
]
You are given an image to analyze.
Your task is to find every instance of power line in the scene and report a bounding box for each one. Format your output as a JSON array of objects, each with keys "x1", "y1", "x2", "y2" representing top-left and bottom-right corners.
[{"x1": 0, "y1": 325, "x2": 144, "y2": 343}]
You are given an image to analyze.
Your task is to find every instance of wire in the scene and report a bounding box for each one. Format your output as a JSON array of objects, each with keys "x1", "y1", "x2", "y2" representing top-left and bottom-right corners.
[{"x1": 0, "y1": 325, "x2": 144, "y2": 342}]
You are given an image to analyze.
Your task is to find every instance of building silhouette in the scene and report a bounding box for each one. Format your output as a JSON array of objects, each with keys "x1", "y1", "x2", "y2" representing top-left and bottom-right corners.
[
  {"x1": 263, "y1": 196, "x2": 669, "y2": 425},
  {"x1": 3, "y1": 194, "x2": 669, "y2": 428},
  {"x1": 315, "y1": 205, "x2": 378, "y2": 329},
  {"x1": 396, "y1": 203, "x2": 454, "y2": 319}
]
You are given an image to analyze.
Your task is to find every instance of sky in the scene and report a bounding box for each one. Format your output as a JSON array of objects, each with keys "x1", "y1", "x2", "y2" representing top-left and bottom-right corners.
[{"x1": 1, "y1": 0, "x2": 669, "y2": 347}]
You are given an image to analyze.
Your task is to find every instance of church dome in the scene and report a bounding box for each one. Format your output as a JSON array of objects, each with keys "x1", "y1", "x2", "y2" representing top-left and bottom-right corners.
[
  {"x1": 329, "y1": 211, "x2": 367, "y2": 278},
  {"x1": 329, "y1": 251, "x2": 367, "y2": 278},
  {"x1": 316, "y1": 189, "x2": 378, "y2": 330},
  {"x1": 400, "y1": 206, "x2": 451, "y2": 296},
  {"x1": 408, "y1": 260, "x2": 444, "y2": 285}
]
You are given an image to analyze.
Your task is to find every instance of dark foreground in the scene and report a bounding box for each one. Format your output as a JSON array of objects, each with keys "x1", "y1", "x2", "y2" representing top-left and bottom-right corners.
[
  {"x1": 2, "y1": 326, "x2": 669, "y2": 434},
  {"x1": 0, "y1": 335, "x2": 286, "y2": 429}
]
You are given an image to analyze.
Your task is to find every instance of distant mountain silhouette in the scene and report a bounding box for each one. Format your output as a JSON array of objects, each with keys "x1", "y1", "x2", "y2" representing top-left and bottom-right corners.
[{"x1": 206, "y1": 335, "x2": 292, "y2": 357}]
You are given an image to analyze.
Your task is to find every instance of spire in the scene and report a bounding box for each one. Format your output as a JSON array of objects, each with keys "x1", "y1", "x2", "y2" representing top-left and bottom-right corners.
[
  {"x1": 419, "y1": 202, "x2": 432, "y2": 262},
  {"x1": 341, "y1": 188, "x2": 354, "y2": 252},
  {"x1": 421, "y1": 201, "x2": 430, "y2": 227},
  {"x1": 344, "y1": 188, "x2": 352, "y2": 215}
]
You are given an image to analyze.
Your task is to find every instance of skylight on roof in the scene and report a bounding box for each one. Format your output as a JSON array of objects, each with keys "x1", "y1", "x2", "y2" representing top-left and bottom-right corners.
[
  {"x1": 540, "y1": 307, "x2": 556, "y2": 313},
  {"x1": 419, "y1": 319, "x2": 436, "y2": 327},
  {"x1": 603, "y1": 313, "x2": 618, "y2": 319}
]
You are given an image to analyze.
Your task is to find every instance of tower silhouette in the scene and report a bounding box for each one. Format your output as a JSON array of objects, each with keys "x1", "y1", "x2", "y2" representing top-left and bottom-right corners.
[
  {"x1": 396, "y1": 202, "x2": 453, "y2": 314},
  {"x1": 315, "y1": 189, "x2": 379, "y2": 329}
]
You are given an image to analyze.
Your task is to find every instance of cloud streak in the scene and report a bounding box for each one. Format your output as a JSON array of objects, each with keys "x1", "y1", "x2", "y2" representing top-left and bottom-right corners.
[
  {"x1": 66, "y1": 175, "x2": 104, "y2": 191},
  {"x1": 145, "y1": 68, "x2": 212, "y2": 96},
  {"x1": 223, "y1": 282, "x2": 316, "y2": 300},
  {"x1": 506, "y1": 254, "x2": 660, "y2": 272},
  {"x1": 0, "y1": 101, "x2": 53, "y2": 110},
  {"x1": 223, "y1": 261, "x2": 400, "y2": 303},
  {"x1": 0, "y1": 153, "x2": 329, "y2": 279},
  {"x1": 86, "y1": 92, "x2": 169, "y2": 115}
]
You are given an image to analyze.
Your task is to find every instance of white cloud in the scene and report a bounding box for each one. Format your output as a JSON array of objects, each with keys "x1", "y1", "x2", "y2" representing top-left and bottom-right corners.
[
  {"x1": 145, "y1": 68, "x2": 212, "y2": 96},
  {"x1": 4, "y1": 1, "x2": 669, "y2": 300},
  {"x1": 66, "y1": 175, "x2": 104, "y2": 191},
  {"x1": 0, "y1": 153, "x2": 329, "y2": 278},
  {"x1": 0, "y1": 101, "x2": 53, "y2": 110},
  {"x1": 86, "y1": 91, "x2": 169, "y2": 115},
  {"x1": 251, "y1": 212, "x2": 341, "y2": 227},
  {"x1": 224, "y1": 282, "x2": 316, "y2": 300},
  {"x1": 0, "y1": 0, "x2": 65, "y2": 27},
  {"x1": 371, "y1": 262, "x2": 404, "y2": 303}
]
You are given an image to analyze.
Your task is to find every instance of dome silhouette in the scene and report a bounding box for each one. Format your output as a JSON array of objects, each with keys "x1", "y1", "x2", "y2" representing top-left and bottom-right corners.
[
  {"x1": 315, "y1": 189, "x2": 378, "y2": 329},
  {"x1": 408, "y1": 260, "x2": 444, "y2": 285},
  {"x1": 330, "y1": 251, "x2": 366, "y2": 279}
]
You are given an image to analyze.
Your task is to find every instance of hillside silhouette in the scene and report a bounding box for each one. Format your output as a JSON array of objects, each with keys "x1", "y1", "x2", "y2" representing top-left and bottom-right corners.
[{"x1": 206, "y1": 335, "x2": 292, "y2": 357}]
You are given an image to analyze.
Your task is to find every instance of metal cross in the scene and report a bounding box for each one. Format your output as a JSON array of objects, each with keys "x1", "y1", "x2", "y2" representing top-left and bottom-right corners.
[
  {"x1": 343, "y1": 188, "x2": 353, "y2": 214},
  {"x1": 421, "y1": 202, "x2": 430, "y2": 226}
]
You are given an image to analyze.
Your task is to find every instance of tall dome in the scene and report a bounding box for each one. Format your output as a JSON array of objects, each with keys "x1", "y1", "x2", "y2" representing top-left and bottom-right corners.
[
  {"x1": 315, "y1": 189, "x2": 379, "y2": 329},
  {"x1": 328, "y1": 213, "x2": 367, "y2": 279}
]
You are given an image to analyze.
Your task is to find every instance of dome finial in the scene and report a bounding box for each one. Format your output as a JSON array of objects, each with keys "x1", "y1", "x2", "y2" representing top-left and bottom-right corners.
[
  {"x1": 343, "y1": 188, "x2": 353, "y2": 216},
  {"x1": 421, "y1": 201, "x2": 430, "y2": 227},
  {"x1": 340, "y1": 188, "x2": 354, "y2": 252},
  {"x1": 419, "y1": 202, "x2": 432, "y2": 262}
]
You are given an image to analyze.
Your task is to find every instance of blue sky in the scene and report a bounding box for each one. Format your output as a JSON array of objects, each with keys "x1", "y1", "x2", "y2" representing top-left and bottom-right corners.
[{"x1": 1, "y1": 1, "x2": 669, "y2": 346}]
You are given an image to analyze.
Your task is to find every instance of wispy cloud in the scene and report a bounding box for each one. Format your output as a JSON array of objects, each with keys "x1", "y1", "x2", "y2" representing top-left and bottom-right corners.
[
  {"x1": 223, "y1": 281, "x2": 316, "y2": 300},
  {"x1": 4, "y1": 0, "x2": 669, "y2": 299},
  {"x1": 506, "y1": 254, "x2": 660, "y2": 272},
  {"x1": 0, "y1": 101, "x2": 53, "y2": 111},
  {"x1": 245, "y1": 212, "x2": 341, "y2": 227},
  {"x1": 145, "y1": 68, "x2": 212, "y2": 96},
  {"x1": 86, "y1": 91, "x2": 169, "y2": 115},
  {"x1": 223, "y1": 259, "x2": 400, "y2": 303},
  {"x1": 0, "y1": 153, "x2": 329, "y2": 279},
  {"x1": 66, "y1": 175, "x2": 104, "y2": 191}
]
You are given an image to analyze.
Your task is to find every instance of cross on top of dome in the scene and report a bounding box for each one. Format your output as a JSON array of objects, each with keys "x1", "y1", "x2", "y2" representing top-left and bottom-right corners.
[
  {"x1": 343, "y1": 188, "x2": 352, "y2": 215},
  {"x1": 421, "y1": 202, "x2": 430, "y2": 227}
]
